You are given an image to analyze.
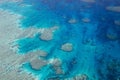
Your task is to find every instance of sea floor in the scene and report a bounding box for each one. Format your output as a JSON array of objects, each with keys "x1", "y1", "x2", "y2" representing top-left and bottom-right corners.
[{"x1": 0, "y1": 0, "x2": 120, "y2": 80}]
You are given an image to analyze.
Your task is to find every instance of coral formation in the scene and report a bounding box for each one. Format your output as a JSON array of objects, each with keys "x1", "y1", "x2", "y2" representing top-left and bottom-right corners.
[{"x1": 0, "y1": 0, "x2": 120, "y2": 80}]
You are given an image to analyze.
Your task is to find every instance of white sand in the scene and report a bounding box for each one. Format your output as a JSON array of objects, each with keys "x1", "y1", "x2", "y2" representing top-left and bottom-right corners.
[
  {"x1": 0, "y1": 9, "x2": 37, "y2": 80},
  {"x1": 0, "y1": 8, "x2": 60, "y2": 80}
]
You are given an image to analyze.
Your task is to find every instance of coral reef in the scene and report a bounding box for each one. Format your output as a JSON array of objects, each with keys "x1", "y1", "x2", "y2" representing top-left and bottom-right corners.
[{"x1": 0, "y1": 0, "x2": 120, "y2": 80}]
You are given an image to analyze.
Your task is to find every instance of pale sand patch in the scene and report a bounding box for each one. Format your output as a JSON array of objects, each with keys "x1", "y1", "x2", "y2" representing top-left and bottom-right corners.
[
  {"x1": 0, "y1": 8, "x2": 60, "y2": 79},
  {"x1": 114, "y1": 20, "x2": 120, "y2": 26},
  {"x1": 73, "y1": 74, "x2": 88, "y2": 80},
  {"x1": 106, "y1": 6, "x2": 120, "y2": 12},
  {"x1": 106, "y1": 34, "x2": 118, "y2": 40},
  {"x1": 0, "y1": 9, "x2": 37, "y2": 80},
  {"x1": 30, "y1": 58, "x2": 47, "y2": 70},
  {"x1": 19, "y1": 50, "x2": 48, "y2": 64},
  {"x1": 61, "y1": 43, "x2": 73, "y2": 52},
  {"x1": 48, "y1": 58, "x2": 61, "y2": 67},
  {"x1": 81, "y1": 0, "x2": 95, "y2": 3},
  {"x1": 16, "y1": 27, "x2": 45, "y2": 38},
  {"x1": 68, "y1": 19, "x2": 77, "y2": 24},
  {"x1": 0, "y1": 0, "x2": 22, "y2": 3},
  {"x1": 65, "y1": 74, "x2": 88, "y2": 80},
  {"x1": 82, "y1": 18, "x2": 90, "y2": 23},
  {"x1": 40, "y1": 29, "x2": 53, "y2": 41},
  {"x1": 39, "y1": 26, "x2": 59, "y2": 41},
  {"x1": 48, "y1": 58, "x2": 64, "y2": 75}
]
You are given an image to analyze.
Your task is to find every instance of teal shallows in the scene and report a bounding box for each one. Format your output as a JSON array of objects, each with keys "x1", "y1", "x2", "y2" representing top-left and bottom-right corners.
[
  {"x1": 0, "y1": 1, "x2": 60, "y2": 29},
  {"x1": 22, "y1": 62, "x2": 63, "y2": 80},
  {"x1": 0, "y1": 0, "x2": 120, "y2": 80},
  {"x1": 14, "y1": 33, "x2": 56, "y2": 54}
]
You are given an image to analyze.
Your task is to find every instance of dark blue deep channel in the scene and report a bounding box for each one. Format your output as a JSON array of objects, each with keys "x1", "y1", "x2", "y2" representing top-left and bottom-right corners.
[{"x1": 0, "y1": 0, "x2": 120, "y2": 80}]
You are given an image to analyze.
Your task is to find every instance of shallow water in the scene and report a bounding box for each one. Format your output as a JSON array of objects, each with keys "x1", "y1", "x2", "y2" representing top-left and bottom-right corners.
[{"x1": 0, "y1": 0, "x2": 120, "y2": 80}]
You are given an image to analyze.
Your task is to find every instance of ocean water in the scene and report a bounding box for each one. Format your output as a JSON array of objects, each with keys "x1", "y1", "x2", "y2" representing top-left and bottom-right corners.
[{"x1": 0, "y1": 0, "x2": 120, "y2": 80}]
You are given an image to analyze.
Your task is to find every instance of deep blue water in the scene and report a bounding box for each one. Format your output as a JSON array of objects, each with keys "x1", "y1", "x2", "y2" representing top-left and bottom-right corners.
[{"x1": 0, "y1": 0, "x2": 120, "y2": 80}]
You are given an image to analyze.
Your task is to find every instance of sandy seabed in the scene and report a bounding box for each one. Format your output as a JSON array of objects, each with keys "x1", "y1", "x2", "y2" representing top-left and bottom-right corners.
[{"x1": 0, "y1": 9, "x2": 37, "y2": 80}]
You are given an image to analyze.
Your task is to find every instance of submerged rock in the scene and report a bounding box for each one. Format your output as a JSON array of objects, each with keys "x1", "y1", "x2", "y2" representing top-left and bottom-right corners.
[
  {"x1": 106, "y1": 34, "x2": 118, "y2": 40},
  {"x1": 106, "y1": 28, "x2": 118, "y2": 40},
  {"x1": 74, "y1": 74, "x2": 89, "y2": 80},
  {"x1": 34, "y1": 50, "x2": 48, "y2": 57},
  {"x1": 82, "y1": 18, "x2": 90, "y2": 23},
  {"x1": 40, "y1": 26, "x2": 59, "y2": 41},
  {"x1": 61, "y1": 43, "x2": 73, "y2": 52},
  {"x1": 106, "y1": 6, "x2": 120, "y2": 12},
  {"x1": 40, "y1": 29, "x2": 53, "y2": 41},
  {"x1": 49, "y1": 58, "x2": 62, "y2": 67},
  {"x1": 1, "y1": 0, "x2": 120, "y2": 80},
  {"x1": 81, "y1": 0, "x2": 95, "y2": 3},
  {"x1": 48, "y1": 78, "x2": 60, "y2": 80},
  {"x1": 30, "y1": 58, "x2": 47, "y2": 70},
  {"x1": 55, "y1": 67, "x2": 64, "y2": 75},
  {"x1": 48, "y1": 58, "x2": 64, "y2": 75},
  {"x1": 114, "y1": 20, "x2": 120, "y2": 26},
  {"x1": 68, "y1": 19, "x2": 77, "y2": 24}
]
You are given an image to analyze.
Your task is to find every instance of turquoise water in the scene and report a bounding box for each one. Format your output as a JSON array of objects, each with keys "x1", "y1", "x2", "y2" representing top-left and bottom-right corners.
[{"x1": 0, "y1": 0, "x2": 120, "y2": 80}]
